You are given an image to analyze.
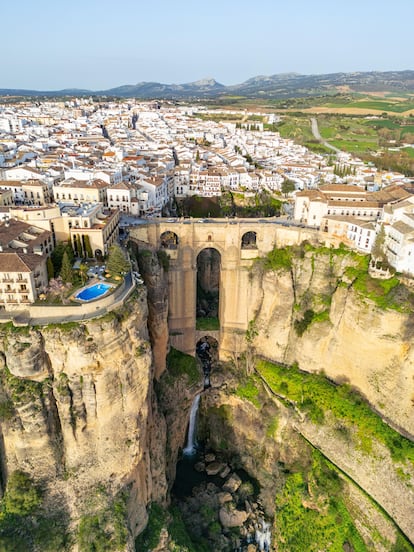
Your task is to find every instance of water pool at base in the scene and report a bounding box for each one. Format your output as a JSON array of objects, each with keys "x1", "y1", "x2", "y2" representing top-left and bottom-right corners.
[{"x1": 75, "y1": 283, "x2": 111, "y2": 301}]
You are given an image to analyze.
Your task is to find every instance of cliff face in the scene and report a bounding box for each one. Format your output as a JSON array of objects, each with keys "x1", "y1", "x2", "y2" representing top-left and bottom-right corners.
[
  {"x1": 198, "y1": 368, "x2": 412, "y2": 549},
  {"x1": 0, "y1": 289, "x2": 168, "y2": 549},
  {"x1": 135, "y1": 247, "x2": 169, "y2": 380},
  {"x1": 244, "y1": 250, "x2": 414, "y2": 436}
]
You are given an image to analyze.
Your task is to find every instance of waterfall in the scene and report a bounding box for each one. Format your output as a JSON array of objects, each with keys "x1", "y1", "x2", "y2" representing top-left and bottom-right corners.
[
  {"x1": 183, "y1": 394, "x2": 201, "y2": 455},
  {"x1": 255, "y1": 518, "x2": 271, "y2": 552}
]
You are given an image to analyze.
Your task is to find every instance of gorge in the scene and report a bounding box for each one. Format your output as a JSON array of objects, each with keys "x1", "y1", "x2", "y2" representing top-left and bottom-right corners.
[{"x1": 0, "y1": 224, "x2": 414, "y2": 551}]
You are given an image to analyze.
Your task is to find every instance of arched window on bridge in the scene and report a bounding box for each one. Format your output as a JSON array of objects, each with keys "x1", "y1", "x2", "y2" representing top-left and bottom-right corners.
[
  {"x1": 160, "y1": 231, "x2": 179, "y2": 249},
  {"x1": 241, "y1": 231, "x2": 257, "y2": 249}
]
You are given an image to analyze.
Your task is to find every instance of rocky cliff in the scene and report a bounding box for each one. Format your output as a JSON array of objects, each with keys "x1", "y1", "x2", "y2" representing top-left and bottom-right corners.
[
  {"x1": 242, "y1": 246, "x2": 414, "y2": 437},
  {"x1": 1, "y1": 242, "x2": 414, "y2": 551},
  {"x1": 0, "y1": 288, "x2": 168, "y2": 550},
  {"x1": 197, "y1": 365, "x2": 413, "y2": 550}
]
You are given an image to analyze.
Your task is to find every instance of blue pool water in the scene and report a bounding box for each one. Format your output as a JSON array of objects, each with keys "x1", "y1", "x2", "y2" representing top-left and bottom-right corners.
[{"x1": 75, "y1": 283, "x2": 111, "y2": 301}]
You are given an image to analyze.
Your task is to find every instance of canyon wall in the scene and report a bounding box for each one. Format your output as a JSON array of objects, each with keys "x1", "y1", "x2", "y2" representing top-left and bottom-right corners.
[
  {"x1": 0, "y1": 287, "x2": 168, "y2": 549},
  {"x1": 222, "y1": 248, "x2": 414, "y2": 437},
  {"x1": 198, "y1": 367, "x2": 414, "y2": 549}
]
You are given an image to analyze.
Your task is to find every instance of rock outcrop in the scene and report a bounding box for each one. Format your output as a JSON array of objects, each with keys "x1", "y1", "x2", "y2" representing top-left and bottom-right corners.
[
  {"x1": 242, "y1": 249, "x2": 414, "y2": 436},
  {"x1": 0, "y1": 290, "x2": 168, "y2": 549}
]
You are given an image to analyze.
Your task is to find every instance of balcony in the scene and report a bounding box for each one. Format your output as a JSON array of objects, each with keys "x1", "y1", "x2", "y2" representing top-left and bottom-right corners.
[{"x1": 2, "y1": 278, "x2": 14, "y2": 283}]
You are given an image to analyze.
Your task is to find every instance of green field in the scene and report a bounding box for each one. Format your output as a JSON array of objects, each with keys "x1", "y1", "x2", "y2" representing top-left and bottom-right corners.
[{"x1": 344, "y1": 100, "x2": 414, "y2": 113}]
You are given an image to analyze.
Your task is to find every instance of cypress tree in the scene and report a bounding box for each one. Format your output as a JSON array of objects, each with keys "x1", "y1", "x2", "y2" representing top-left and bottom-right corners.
[
  {"x1": 83, "y1": 235, "x2": 93, "y2": 258},
  {"x1": 47, "y1": 257, "x2": 54, "y2": 280},
  {"x1": 60, "y1": 251, "x2": 73, "y2": 284}
]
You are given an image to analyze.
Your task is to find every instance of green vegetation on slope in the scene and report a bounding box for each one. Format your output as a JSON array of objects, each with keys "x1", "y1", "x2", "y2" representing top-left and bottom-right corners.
[
  {"x1": 260, "y1": 242, "x2": 414, "y2": 314},
  {"x1": 236, "y1": 376, "x2": 260, "y2": 408},
  {"x1": 135, "y1": 502, "x2": 209, "y2": 552},
  {"x1": 167, "y1": 347, "x2": 200, "y2": 386},
  {"x1": 0, "y1": 471, "x2": 69, "y2": 551},
  {"x1": 196, "y1": 317, "x2": 220, "y2": 331},
  {"x1": 78, "y1": 487, "x2": 128, "y2": 552},
  {"x1": 257, "y1": 359, "x2": 414, "y2": 463},
  {"x1": 275, "y1": 450, "x2": 368, "y2": 552}
]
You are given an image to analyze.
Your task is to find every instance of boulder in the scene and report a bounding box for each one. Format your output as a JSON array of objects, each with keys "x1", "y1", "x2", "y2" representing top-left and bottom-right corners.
[
  {"x1": 219, "y1": 506, "x2": 248, "y2": 528},
  {"x1": 194, "y1": 462, "x2": 205, "y2": 472},
  {"x1": 205, "y1": 452, "x2": 216, "y2": 463},
  {"x1": 219, "y1": 464, "x2": 231, "y2": 478},
  {"x1": 223, "y1": 473, "x2": 242, "y2": 493},
  {"x1": 206, "y1": 461, "x2": 226, "y2": 476},
  {"x1": 217, "y1": 492, "x2": 233, "y2": 505}
]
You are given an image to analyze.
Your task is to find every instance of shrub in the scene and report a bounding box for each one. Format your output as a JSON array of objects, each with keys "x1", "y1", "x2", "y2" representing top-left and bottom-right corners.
[
  {"x1": 157, "y1": 249, "x2": 170, "y2": 271},
  {"x1": 2, "y1": 471, "x2": 42, "y2": 516},
  {"x1": 236, "y1": 378, "x2": 260, "y2": 408},
  {"x1": 166, "y1": 348, "x2": 200, "y2": 386},
  {"x1": 135, "y1": 503, "x2": 166, "y2": 551},
  {"x1": 262, "y1": 246, "x2": 292, "y2": 272}
]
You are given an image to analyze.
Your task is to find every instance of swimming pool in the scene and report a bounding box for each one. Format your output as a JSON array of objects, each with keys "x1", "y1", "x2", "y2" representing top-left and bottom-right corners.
[{"x1": 75, "y1": 283, "x2": 112, "y2": 302}]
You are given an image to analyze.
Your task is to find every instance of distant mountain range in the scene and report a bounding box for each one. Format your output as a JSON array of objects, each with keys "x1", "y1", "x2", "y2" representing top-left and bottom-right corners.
[{"x1": 1, "y1": 71, "x2": 414, "y2": 100}]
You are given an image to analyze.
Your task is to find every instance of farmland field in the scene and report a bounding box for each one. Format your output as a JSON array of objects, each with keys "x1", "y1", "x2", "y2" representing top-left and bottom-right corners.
[{"x1": 343, "y1": 100, "x2": 414, "y2": 113}]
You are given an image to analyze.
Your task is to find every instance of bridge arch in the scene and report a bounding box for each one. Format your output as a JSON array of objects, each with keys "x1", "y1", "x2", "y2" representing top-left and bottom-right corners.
[
  {"x1": 160, "y1": 230, "x2": 179, "y2": 249},
  {"x1": 241, "y1": 231, "x2": 257, "y2": 249},
  {"x1": 196, "y1": 247, "x2": 221, "y2": 325}
]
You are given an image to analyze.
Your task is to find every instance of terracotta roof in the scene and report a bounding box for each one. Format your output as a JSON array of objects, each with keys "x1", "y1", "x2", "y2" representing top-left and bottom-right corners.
[
  {"x1": 392, "y1": 221, "x2": 414, "y2": 236},
  {"x1": 320, "y1": 184, "x2": 365, "y2": 193},
  {"x1": 57, "y1": 178, "x2": 108, "y2": 189},
  {"x1": 0, "y1": 219, "x2": 51, "y2": 252},
  {"x1": 0, "y1": 251, "x2": 45, "y2": 272}
]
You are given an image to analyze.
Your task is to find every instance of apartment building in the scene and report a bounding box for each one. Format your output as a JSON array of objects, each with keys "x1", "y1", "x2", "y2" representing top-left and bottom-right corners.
[
  {"x1": 53, "y1": 178, "x2": 109, "y2": 206},
  {"x1": 107, "y1": 182, "x2": 136, "y2": 213},
  {"x1": 381, "y1": 196, "x2": 414, "y2": 275},
  {"x1": 0, "y1": 219, "x2": 53, "y2": 309},
  {"x1": 294, "y1": 184, "x2": 395, "y2": 227},
  {"x1": 139, "y1": 176, "x2": 168, "y2": 215}
]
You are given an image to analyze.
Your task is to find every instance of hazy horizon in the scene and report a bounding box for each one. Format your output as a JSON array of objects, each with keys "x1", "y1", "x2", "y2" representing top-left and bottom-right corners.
[{"x1": 2, "y1": 0, "x2": 413, "y2": 90}]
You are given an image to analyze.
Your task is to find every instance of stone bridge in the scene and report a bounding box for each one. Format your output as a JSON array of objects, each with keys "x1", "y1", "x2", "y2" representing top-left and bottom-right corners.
[{"x1": 130, "y1": 218, "x2": 336, "y2": 358}]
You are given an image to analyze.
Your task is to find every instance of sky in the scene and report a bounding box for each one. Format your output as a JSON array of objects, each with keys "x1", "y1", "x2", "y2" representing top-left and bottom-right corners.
[{"x1": 2, "y1": 0, "x2": 413, "y2": 90}]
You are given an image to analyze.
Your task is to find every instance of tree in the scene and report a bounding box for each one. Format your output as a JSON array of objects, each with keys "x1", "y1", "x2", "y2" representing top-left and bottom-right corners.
[
  {"x1": 75, "y1": 234, "x2": 83, "y2": 258},
  {"x1": 106, "y1": 245, "x2": 131, "y2": 276},
  {"x1": 371, "y1": 224, "x2": 386, "y2": 263},
  {"x1": 47, "y1": 257, "x2": 54, "y2": 280},
  {"x1": 60, "y1": 251, "x2": 73, "y2": 284},
  {"x1": 244, "y1": 320, "x2": 258, "y2": 375},
  {"x1": 48, "y1": 277, "x2": 72, "y2": 303},
  {"x1": 281, "y1": 179, "x2": 296, "y2": 197},
  {"x1": 51, "y1": 241, "x2": 73, "y2": 275},
  {"x1": 78, "y1": 263, "x2": 89, "y2": 285},
  {"x1": 83, "y1": 235, "x2": 93, "y2": 258}
]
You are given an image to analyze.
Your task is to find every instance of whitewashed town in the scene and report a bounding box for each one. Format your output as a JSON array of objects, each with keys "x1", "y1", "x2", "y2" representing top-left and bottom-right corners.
[{"x1": 1, "y1": 97, "x2": 414, "y2": 310}]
